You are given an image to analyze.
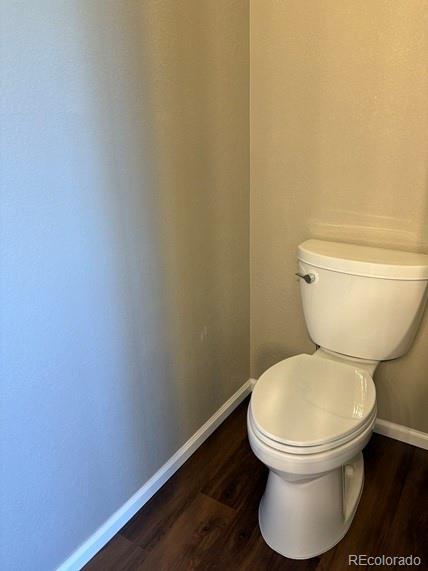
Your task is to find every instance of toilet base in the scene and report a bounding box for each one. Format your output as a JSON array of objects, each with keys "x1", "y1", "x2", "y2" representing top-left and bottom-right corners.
[{"x1": 258, "y1": 452, "x2": 364, "y2": 559}]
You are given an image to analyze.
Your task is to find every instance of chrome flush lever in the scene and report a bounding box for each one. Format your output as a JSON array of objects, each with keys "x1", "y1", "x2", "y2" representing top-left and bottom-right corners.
[{"x1": 295, "y1": 272, "x2": 316, "y2": 284}]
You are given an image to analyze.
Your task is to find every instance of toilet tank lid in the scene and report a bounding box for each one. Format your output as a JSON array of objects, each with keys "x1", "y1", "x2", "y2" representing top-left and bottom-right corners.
[{"x1": 298, "y1": 239, "x2": 428, "y2": 280}]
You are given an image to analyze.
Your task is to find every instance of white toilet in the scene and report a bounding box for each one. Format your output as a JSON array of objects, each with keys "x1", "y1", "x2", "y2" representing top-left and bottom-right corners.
[{"x1": 248, "y1": 239, "x2": 428, "y2": 559}]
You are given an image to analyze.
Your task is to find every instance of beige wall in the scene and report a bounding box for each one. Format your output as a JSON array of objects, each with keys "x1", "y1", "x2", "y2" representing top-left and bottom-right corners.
[
  {"x1": 2, "y1": 2, "x2": 249, "y2": 568},
  {"x1": 142, "y1": 0, "x2": 250, "y2": 437},
  {"x1": 250, "y1": 1, "x2": 428, "y2": 431}
]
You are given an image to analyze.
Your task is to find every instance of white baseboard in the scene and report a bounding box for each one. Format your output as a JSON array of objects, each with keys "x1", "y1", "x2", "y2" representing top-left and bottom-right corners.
[
  {"x1": 374, "y1": 419, "x2": 428, "y2": 450},
  {"x1": 56, "y1": 379, "x2": 426, "y2": 570},
  {"x1": 57, "y1": 379, "x2": 254, "y2": 571}
]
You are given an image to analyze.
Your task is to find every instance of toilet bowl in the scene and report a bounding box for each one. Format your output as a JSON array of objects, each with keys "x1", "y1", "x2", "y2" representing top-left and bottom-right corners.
[
  {"x1": 247, "y1": 352, "x2": 377, "y2": 559},
  {"x1": 248, "y1": 239, "x2": 428, "y2": 559}
]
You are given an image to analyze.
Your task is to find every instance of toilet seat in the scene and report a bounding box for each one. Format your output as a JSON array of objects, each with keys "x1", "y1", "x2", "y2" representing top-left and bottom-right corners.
[
  {"x1": 250, "y1": 354, "x2": 376, "y2": 455},
  {"x1": 248, "y1": 406, "x2": 376, "y2": 455}
]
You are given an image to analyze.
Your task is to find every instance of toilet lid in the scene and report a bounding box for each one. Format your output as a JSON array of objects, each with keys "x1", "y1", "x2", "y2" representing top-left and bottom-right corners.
[{"x1": 251, "y1": 354, "x2": 376, "y2": 448}]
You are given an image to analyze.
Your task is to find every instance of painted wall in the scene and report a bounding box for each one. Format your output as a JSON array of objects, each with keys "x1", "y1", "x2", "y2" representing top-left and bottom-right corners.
[
  {"x1": 251, "y1": 1, "x2": 428, "y2": 431},
  {"x1": 0, "y1": 2, "x2": 249, "y2": 569}
]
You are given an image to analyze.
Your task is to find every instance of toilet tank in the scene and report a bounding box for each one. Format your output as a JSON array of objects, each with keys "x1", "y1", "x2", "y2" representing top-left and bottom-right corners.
[{"x1": 297, "y1": 240, "x2": 428, "y2": 361}]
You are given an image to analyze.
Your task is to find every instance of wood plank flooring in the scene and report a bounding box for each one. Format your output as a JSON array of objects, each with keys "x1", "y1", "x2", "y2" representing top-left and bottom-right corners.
[{"x1": 84, "y1": 398, "x2": 428, "y2": 570}]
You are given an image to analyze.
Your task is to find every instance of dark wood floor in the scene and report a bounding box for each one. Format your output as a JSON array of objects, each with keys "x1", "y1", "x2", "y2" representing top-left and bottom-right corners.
[{"x1": 85, "y1": 398, "x2": 428, "y2": 570}]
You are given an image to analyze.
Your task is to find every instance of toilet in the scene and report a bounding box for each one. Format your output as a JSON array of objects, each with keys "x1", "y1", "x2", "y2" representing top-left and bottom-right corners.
[{"x1": 248, "y1": 239, "x2": 428, "y2": 559}]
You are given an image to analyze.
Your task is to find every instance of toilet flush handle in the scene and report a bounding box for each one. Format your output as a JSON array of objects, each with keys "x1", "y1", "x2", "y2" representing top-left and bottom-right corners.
[{"x1": 295, "y1": 272, "x2": 316, "y2": 284}]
